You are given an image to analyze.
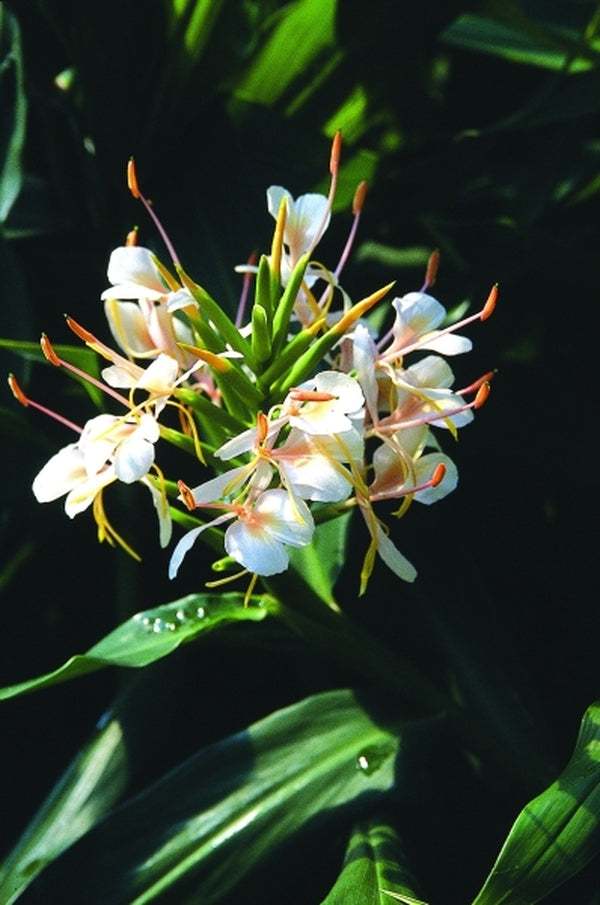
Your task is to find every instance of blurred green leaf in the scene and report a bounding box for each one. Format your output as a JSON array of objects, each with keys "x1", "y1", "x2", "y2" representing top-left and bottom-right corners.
[
  {"x1": 232, "y1": 0, "x2": 339, "y2": 106},
  {"x1": 321, "y1": 818, "x2": 426, "y2": 905},
  {"x1": 16, "y1": 689, "x2": 410, "y2": 904},
  {"x1": 0, "y1": 593, "x2": 272, "y2": 700},
  {"x1": 0, "y1": 710, "x2": 129, "y2": 905},
  {"x1": 169, "y1": 0, "x2": 226, "y2": 65},
  {"x1": 0, "y1": 5, "x2": 26, "y2": 226},
  {"x1": 471, "y1": 701, "x2": 600, "y2": 905},
  {"x1": 441, "y1": 6, "x2": 600, "y2": 72}
]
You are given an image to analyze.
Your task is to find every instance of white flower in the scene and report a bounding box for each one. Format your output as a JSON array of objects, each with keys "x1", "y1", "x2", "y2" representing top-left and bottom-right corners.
[
  {"x1": 32, "y1": 411, "x2": 170, "y2": 547},
  {"x1": 266, "y1": 186, "x2": 330, "y2": 273},
  {"x1": 101, "y1": 246, "x2": 193, "y2": 311},
  {"x1": 169, "y1": 489, "x2": 314, "y2": 579},
  {"x1": 385, "y1": 291, "x2": 472, "y2": 360},
  {"x1": 101, "y1": 246, "x2": 196, "y2": 364},
  {"x1": 77, "y1": 412, "x2": 159, "y2": 484},
  {"x1": 33, "y1": 445, "x2": 117, "y2": 517},
  {"x1": 282, "y1": 371, "x2": 365, "y2": 436},
  {"x1": 369, "y1": 426, "x2": 458, "y2": 505}
]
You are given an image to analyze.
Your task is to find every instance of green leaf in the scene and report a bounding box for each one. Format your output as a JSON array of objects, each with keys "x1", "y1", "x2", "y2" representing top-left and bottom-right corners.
[
  {"x1": 232, "y1": 0, "x2": 338, "y2": 106},
  {"x1": 441, "y1": 8, "x2": 600, "y2": 73},
  {"x1": 287, "y1": 510, "x2": 351, "y2": 609},
  {"x1": 471, "y1": 701, "x2": 600, "y2": 905},
  {"x1": 321, "y1": 818, "x2": 427, "y2": 905},
  {"x1": 0, "y1": 6, "x2": 26, "y2": 226},
  {"x1": 0, "y1": 593, "x2": 271, "y2": 701},
  {"x1": 0, "y1": 709, "x2": 129, "y2": 905},
  {"x1": 168, "y1": 0, "x2": 226, "y2": 67},
  {"x1": 16, "y1": 689, "x2": 411, "y2": 904}
]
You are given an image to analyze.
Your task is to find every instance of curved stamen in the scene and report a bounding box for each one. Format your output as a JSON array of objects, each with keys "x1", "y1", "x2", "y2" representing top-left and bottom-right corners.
[{"x1": 127, "y1": 158, "x2": 181, "y2": 267}]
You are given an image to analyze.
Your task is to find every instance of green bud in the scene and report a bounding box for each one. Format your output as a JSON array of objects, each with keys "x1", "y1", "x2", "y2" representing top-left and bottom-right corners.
[{"x1": 251, "y1": 303, "x2": 273, "y2": 366}]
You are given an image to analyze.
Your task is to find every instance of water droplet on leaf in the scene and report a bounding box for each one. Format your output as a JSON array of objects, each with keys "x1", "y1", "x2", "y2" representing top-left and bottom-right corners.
[{"x1": 355, "y1": 741, "x2": 395, "y2": 775}]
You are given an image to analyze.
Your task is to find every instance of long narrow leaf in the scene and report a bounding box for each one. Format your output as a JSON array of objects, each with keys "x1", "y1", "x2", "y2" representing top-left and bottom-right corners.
[
  {"x1": 15, "y1": 689, "x2": 416, "y2": 905},
  {"x1": 321, "y1": 818, "x2": 427, "y2": 905},
  {"x1": 0, "y1": 6, "x2": 26, "y2": 225},
  {"x1": 0, "y1": 593, "x2": 271, "y2": 701},
  {"x1": 0, "y1": 712, "x2": 129, "y2": 905},
  {"x1": 471, "y1": 701, "x2": 600, "y2": 905}
]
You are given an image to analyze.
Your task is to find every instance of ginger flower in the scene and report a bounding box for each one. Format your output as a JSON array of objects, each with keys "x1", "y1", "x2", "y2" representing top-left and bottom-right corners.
[
  {"x1": 215, "y1": 371, "x2": 365, "y2": 462},
  {"x1": 281, "y1": 371, "x2": 365, "y2": 436},
  {"x1": 102, "y1": 246, "x2": 196, "y2": 365},
  {"x1": 102, "y1": 246, "x2": 194, "y2": 311},
  {"x1": 382, "y1": 291, "x2": 472, "y2": 362},
  {"x1": 266, "y1": 186, "x2": 330, "y2": 278},
  {"x1": 169, "y1": 488, "x2": 314, "y2": 579},
  {"x1": 369, "y1": 426, "x2": 458, "y2": 506},
  {"x1": 32, "y1": 411, "x2": 171, "y2": 549}
]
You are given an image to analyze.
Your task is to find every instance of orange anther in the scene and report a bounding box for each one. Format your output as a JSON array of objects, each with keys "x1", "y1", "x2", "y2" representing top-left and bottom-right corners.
[
  {"x1": 65, "y1": 315, "x2": 97, "y2": 344},
  {"x1": 177, "y1": 480, "x2": 197, "y2": 511},
  {"x1": 125, "y1": 226, "x2": 139, "y2": 246},
  {"x1": 430, "y1": 462, "x2": 446, "y2": 487},
  {"x1": 330, "y1": 131, "x2": 342, "y2": 176},
  {"x1": 474, "y1": 382, "x2": 491, "y2": 409},
  {"x1": 40, "y1": 334, "x2": 61, "y2": 366},
  {"x1": 127, "y1": 158, "x2": 141, "y2": 199},
  {"x1": 8, "y1": 373, "x2": 28, "y2": 406},
  {"x1": 288, "y1": 388, "x2": 336, "y2": 402},
  {"x1": 352, "y1": 180, "x2": 368, "y2": 216},
  {"x1": 256, "y1": 411, "x2": 269, "y2": 443},
  {"x1": 481, "y1": 283, "x2": 498, "y2": 321},
  {"x1": 424, "y1": 249, "x2": 440, "y2": 289}
]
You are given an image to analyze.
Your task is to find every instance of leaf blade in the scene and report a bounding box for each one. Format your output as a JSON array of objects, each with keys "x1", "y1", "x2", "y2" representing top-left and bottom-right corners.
[
  {"x1": 0, "y1": 593, "x2": 271, "y2": 700},
  {"x1": 471, "y1": 701, "x2": 600, "y2": 905},
  {"x1": 14, "y1": 689, "x2": 417, "y2": 905}
]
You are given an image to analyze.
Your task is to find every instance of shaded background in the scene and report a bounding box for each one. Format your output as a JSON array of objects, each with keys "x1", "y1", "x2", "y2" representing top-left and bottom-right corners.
[{"x1": 1, "y1": 1, "x2": 600, "y2": 902}]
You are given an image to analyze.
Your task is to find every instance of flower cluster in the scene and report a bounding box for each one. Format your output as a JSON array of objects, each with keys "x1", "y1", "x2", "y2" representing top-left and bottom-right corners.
[{"x1": 10, "y1": 136, "x2": 494, "y2": 593}]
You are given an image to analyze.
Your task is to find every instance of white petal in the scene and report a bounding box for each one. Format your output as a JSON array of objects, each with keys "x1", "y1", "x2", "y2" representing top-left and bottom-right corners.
[
  {"x1": 313, "y1": 371, "x2": 365, "y2": 413},
  {"x1": 281, "y1": 457, "x2": 352, "y2": 502},
  {"x1": 104, "y1": 299, "x2": 156, "y2": 357},
  {"x1": 277, "y1": 432, "x2": 356, "y2": 502},
  {"x1": 102, "y1": 362, "x2": 143, "y2": 388},
  {"x1": 266, "y1": 186, "x2": 293, "y2": 220},
  {"x1": 352, "y1": 324, "x2": 380, "y2": 421},
  {"x1": 406, "y1": 355, "x2": 455, "y2": 389},
  {"x1": 64, "y1": 467, "x2": 116, "y2": 517},
  {"x1": 190, "y1": 466, "x2": 250, "y2": 503},
  {"x1": 393, "y1": 292, "x2": 445, "y2": 337},
  {"x1": 32, "y1": 445, "x2": 85, "y2": 502},
  {"x1": 375, "y1": 524, "x2": 417, "y2": 582},
  {"x1": 140, "y1": 477, "x2": 172, "y2": 547},
  {"x1": 168, "y1": 525, "x2": 205, "y2": 579},
  {"x1": 216, "y1": 417, "x2": 285, "y2": 461},
  {"x1": 137, "y1": 412, "x2": 161, "y2": 443},
  {"x1": 413, "y1": 453, "x2": 458, "y2": 504},
  {"x1": 114, "y1": 435, "x2": 154, "y2": 483},
  {"x1": 166, "y1": 288, "x2": 196, "y2": 312},
  {"x1": 288, "y1": 192, "x2": 330, "y2": 250},
  {"x1": 79, "y1": 414, "x2": 122, "y2": 475},
  {"x1": 420, "y1": 333, "x2": 472, "y2": 356},
  {"x1": 136, "y1": 354, "x2": 179, "y2": 395},
  {"x1": 225, "y1": 520, "x2": 290, "y2": 575},
  {"x1": 102, "y1": 246, "x2": 167, "y2": 299},
  {"x1": 256, "y1": 490, "x2": 314, "y2": 547}
]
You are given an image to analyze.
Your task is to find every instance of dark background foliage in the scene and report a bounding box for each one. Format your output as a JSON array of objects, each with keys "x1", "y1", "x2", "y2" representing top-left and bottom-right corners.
[{"x1": 1, "y1": 1, "x2": 600, "y2": 902}]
